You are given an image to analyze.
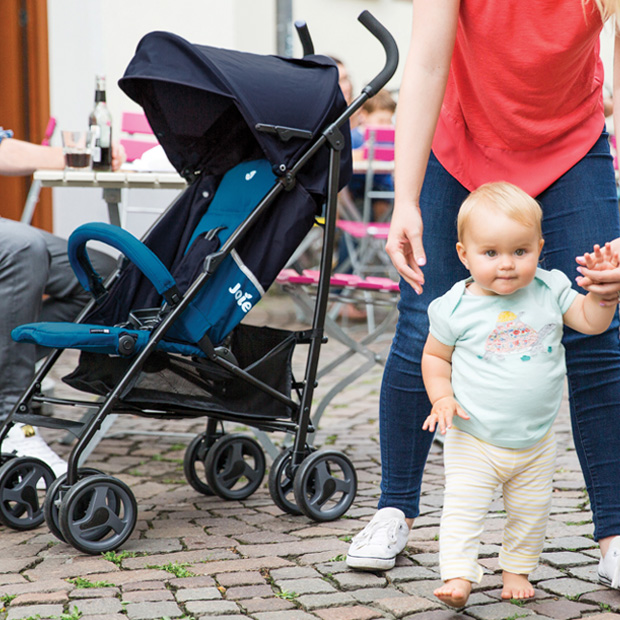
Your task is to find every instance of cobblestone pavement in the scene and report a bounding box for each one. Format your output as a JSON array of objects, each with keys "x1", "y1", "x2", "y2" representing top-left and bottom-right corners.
[{"x1": 1, "y1": 290, "x2": 620, "y2": 620}]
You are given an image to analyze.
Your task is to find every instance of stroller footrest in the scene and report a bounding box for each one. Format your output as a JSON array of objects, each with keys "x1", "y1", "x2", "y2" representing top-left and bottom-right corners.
[{"x1": 13, "y1": 412, "x2": 85, "y2": 433}]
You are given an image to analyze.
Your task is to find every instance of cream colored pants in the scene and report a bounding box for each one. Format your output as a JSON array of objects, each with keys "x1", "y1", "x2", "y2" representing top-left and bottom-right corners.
[{"x1": 439, "y1": 426, "x2": 556, "y2": 583}]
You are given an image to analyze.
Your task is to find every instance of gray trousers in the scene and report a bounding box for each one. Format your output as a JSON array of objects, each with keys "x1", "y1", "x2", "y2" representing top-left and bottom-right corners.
[{"x1": 0, "y1": 218, "x2": 116, "y2": 419}]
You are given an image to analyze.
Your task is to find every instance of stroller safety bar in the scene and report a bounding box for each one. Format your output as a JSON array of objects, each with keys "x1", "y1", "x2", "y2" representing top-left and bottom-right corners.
[{"x1": 69, "y1": 222, "x2": 179, "y2": 304}]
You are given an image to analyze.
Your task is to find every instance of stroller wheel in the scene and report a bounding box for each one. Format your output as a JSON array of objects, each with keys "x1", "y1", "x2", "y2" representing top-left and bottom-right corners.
[
  {"x1": 0, "y1": 456, "x2": 55, "y2": 530},
  {"x1": 44, "y1": 468, "x2": 107, "y2": 542},
  {"x1": 183, "y1": 433, "x2": 215, "y2": 496},
  {"x1": 205, "y1": 434, "x2": 265, "y2": 501},
  {"x1": 293, "y1": 450, "x2": 357, "y2": 522},
  {"x1": 58, "y1": 474, "x2": 137, "y2": 554},
  {"x1": 268, "y1": 446, "x2": 314, "y2": 516}
]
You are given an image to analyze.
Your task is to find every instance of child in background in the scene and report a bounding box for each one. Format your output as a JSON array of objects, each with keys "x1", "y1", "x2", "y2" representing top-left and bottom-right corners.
[
  {"x1": 349, "y1": 88, "x2": 396, "y2": 221},
  {"x1": 421, "y1": 181, "x2": 618, "y2": 607}
]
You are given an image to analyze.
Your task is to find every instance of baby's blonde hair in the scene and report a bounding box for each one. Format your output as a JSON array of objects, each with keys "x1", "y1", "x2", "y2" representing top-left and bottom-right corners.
[{"x1": 457, "y1": 182, "x2": 543, "y2": 242}]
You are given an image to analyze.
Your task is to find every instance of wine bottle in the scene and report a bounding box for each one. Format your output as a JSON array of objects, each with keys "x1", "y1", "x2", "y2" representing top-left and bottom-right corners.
[{"x1": 89, "y1": 75, "x2": 112, "y2": 170}]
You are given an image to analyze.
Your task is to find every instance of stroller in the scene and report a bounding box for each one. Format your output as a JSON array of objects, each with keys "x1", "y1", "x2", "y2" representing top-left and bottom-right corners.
[{"x1": 0, "y1": 12, "x2": 398, "y2": 554}]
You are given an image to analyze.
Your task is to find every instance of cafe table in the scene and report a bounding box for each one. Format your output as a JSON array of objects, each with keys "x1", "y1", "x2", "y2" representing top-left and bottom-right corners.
[{"x1": 30, "y1": 168, "x2": 187, "y2": 227}]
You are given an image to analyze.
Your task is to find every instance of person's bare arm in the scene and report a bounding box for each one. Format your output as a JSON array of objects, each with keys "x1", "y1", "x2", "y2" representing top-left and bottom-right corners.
[
  {"x1": 0, "y1": 138, "x2": 126, "y2": 176},
  {"x1": 0, "y1": 138, "x2": 64, "y2": 176},
  {"x1": 387, "y1": 0, "x2": 460, "y2": 292}
]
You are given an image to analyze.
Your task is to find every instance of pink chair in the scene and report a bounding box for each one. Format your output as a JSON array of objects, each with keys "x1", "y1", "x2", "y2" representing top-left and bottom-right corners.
[{"x1": 120, "y1": 111, "x2": 158, "y2": 162}]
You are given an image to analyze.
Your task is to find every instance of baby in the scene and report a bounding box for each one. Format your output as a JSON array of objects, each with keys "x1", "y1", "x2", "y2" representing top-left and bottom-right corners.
[{"x1": 421, "y1": 181, "x2": 618, "y2": 607}]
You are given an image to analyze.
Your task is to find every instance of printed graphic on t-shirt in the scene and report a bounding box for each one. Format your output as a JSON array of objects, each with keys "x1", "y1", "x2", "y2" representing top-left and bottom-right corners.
[{"x1": 481, "y1": 311, "x2": 556, "y2": 362}]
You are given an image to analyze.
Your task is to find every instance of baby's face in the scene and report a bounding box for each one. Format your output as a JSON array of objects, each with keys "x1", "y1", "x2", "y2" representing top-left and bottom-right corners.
[{"x1": 456, "y1": 207, "x2": 544, "y2": 296}]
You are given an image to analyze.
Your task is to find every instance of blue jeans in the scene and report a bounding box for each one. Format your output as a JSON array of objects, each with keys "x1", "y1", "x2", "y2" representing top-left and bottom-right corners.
[{"x1": 379, "y1": 132, "x2": 620, "y2": 541}]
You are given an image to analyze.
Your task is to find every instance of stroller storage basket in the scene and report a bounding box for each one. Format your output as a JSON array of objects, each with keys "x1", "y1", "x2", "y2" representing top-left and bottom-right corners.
[{"x1": 63, "y1": 324, "x2": 297, "y2": 419}]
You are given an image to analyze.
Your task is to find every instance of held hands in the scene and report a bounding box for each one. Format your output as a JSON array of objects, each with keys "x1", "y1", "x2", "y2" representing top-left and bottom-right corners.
[
  {"x1": 576, "y1": 241, "x2": 620, "y2": 306},
  {"x1": 385, "y1": 201, "x2": 426, "y2": 294},
  {"x1": 422, "y1": 396, "x2": 470, "y2": 435}
]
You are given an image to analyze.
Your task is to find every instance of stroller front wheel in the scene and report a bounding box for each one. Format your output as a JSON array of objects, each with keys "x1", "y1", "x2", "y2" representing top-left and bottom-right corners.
[
  {"x1": 58, "y1": 474, "x2": 137, "y2": 554},
  {"x1": 293, "y1": 450, "x2": 357, "y2": 522},
  {"x1": 268, "y1": 446, "x2": 315, "y2": 516},
  {"x1": 44, "y1": 467, "x2": 108, "y2": 542},
  {"x1": 0, "y1": 456, "x2": 55, "y2": 530},
  {"x1": 204, "y1": 434, "x2": 265, "y2": 501}
]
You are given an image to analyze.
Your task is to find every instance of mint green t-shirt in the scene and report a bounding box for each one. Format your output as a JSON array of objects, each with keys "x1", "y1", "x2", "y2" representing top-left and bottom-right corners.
[{"x1": 428, "y1": 268, "x2": 578, "y2": 449}]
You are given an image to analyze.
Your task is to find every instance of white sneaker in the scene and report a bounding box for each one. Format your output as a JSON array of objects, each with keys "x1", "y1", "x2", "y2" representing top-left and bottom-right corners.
[
  {"x1": 3, "y1": 424, "x2": 66, "y2": 477},
  {"x1": 599, "y1": 536, "x2": 620, "y2": 589},
  {"x1": 346, "y1": 507, "x2": 410, "y2": 570}
]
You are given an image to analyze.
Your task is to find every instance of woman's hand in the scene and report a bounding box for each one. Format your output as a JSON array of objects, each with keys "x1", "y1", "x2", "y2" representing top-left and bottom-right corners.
[
  {"x1": 576, "y1": 240, "x2": 620, "y2": 305},
  {"x1": 385, "y1": 200, "x2": 426, "y2": 293}
]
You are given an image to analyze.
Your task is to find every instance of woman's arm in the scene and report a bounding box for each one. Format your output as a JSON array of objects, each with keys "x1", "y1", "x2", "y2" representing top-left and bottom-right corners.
[{"x1": 386, "y1": 0, "x2": 460, "y2": 292}]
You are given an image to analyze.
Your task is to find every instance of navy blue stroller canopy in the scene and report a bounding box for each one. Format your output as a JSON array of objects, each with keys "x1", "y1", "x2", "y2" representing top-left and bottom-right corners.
[
  {"x1": 118, "y1": 31, "x2": 352, "y2": 193},
  {"x1": 13, "y1": 28, "x2": 355, "y2": 403}
]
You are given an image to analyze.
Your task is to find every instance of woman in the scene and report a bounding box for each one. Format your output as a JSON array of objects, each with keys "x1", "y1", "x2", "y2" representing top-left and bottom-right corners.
[{"x1": 345, "y1": 0, "x2": 620, "y2": 590}]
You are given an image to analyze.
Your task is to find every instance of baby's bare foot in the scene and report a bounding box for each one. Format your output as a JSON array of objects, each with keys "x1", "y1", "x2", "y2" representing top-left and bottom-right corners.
[
  {"x1": 434, "y1": 578, "x2": 472, "y2": 607},
  {"x1": 501, "y1": 571, "x2": 535, "y2": 600}
]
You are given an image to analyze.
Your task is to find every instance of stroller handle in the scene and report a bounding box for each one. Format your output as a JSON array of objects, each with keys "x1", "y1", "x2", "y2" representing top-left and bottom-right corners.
[
  {"x1": 294, "y1": 20, "x2": 314, "y2": 57},
  {"x1": 358, "y1": 10, "x2": 399, "y2": 97}
]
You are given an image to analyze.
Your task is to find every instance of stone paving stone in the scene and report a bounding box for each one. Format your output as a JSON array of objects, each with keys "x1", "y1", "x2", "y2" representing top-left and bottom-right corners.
[
  {"x1": 6, "y1": 604, "x2": 65, "y2": 620},
  {"x1": 223, "y1": 584, "x2": 274, "y2": 600},
  {"x1": 184, "y1": 598, "x2": 241, "y2": 615},
  {"x1": 239, "y1": 596, "x2": 297, "y2": 613},
  {"x1": 169, "y1": 575, "x2": 217, "y2": 589},
  {"x1": 10, "y1": 590, "x2": 69, "y2": 605},
  {"x1": 330, "y1": 570, "x2": 387, "y2": 591},
  {"x1": 401, "y1": 611, "x2": 470, "y2": 620},
  {"x1": 121, "y1": 589, "x2": 175, "y2": 602},
  {"x1": 387, "y1": 565, "x2": 440, "y2": 582},
  {"x1": 543, "y1": 536, "x2": 597, "y2": 551},
  {"x1": 540, "y1": 551, "x2": 596, "y2": 568},
  {"x1": 566, "y1": 563, "x2": 602, "y2": 582},
  {"x1": 270, "y1": 566, "x2": 322, "y2": 580},
  {"x1": 349, "y1": 586, "x2": 409, "y2": 603},
  {"x1": 527, "y1": 597, "x2": 600, "y2": 619},
  {"x1": 580, "y1": 589, "x2": 620, "y2": 611},
  {"x1": 125, "y1": 600, "x2": 185, "y2": 619},
  {"x1": 465, "y1": 601, "x2": 535, "y2": 619},
  {"x1": 252, "y1": 611, "x2": 318, "y2": 619},
  {"x1": 73, "y1": 596, "x2": 124, "y2": 615},
  {"x1": 375, "y1": 594, "x2": 441, "y2": 617},
  {"x1": 296, "y1": 591, "x2": 357, "y2": 610},
  {"x1": 536, "y1": 577, "x2": 606, "y2": 597},
  {"x1": 122, "y1": 580, "x2": 168, "y2": 592},
  {"x1": 215, "y1": 571, "x2": 265, "y2": 587},
  {"x1": 313, "y1": 605, "x2": 384, "y2": 620},
  {"x1": 69, "y1": 587, "x2": 121, "y2": 599},
  {"x1": 274, "y1": 577, "x2": 336, "y2": 595}
]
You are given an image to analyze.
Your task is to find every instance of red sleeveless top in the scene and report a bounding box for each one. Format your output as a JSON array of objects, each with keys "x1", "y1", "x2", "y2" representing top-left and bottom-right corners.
[{"x1": 431, "y1": 0, "x2": 606, "y2": 196}]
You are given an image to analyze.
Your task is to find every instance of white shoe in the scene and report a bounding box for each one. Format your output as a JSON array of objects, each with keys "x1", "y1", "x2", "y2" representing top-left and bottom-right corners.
[
  {"x1": 3, "y1": 424, "x2": 66, "y2": 477},
  {"x1": 599, "y1": 536, "x2": 620, "y2": 589},
  {"x1": 346, "y1": 507, "x2": 410, "y2": 570}
]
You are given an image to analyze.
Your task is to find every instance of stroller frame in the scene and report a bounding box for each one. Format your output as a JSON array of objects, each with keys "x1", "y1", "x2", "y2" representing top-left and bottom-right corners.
[{"x1": 0, "y1": 12, "x2": 398, "y2": 554}]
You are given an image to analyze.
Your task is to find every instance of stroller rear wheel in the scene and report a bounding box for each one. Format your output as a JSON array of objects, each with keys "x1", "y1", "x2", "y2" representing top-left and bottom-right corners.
[
  {"x1": 183, "y1": 433, "x2": 216, "y2": 496},
  {"x1": 293, "y1": 450, "x2": 357, "y2": 522},
  {"x1": 0, "y1": 456, "x2": 55, "y2": 530},
  {"x1": 58, "y1": 474, "x2": 137, "y2": 554},
  {"x1": 44, "y1": 468, "x2": 107, "y2": 542},
  {"x1": 204, "y1": 433, "x2": 265, "y2": 500},
  {"x1": 268, "y1": 446, "x2": 314, "y2": 516}
]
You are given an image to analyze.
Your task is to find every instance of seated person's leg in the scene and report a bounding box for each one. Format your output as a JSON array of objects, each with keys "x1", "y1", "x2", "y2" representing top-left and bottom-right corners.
[{"x1": 0, "y1": 219, "x2": 50, "y2": 421}]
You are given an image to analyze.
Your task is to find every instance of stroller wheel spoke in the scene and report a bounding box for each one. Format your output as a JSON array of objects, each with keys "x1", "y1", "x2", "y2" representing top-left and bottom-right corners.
[
  {"x1": 205, "y1": 434, "x2": 266, "y2": 501},
  {"x1": 293, "y1": 450, "x2": 357, "y2": 522},
  {"x1": 0, "y1": 457, "x2": 54, "y2": 530},
  {"x1": 59, "y1": 475, "x2": 137, "y2": 555}
]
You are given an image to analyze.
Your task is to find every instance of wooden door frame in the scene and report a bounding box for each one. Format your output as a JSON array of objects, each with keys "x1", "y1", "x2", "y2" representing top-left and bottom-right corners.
[{"x1": 0, "y1": 0, "x2": 52, "y2": 229}]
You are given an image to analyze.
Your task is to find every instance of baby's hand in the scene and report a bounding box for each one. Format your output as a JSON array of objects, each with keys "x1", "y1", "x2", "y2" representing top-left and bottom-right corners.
[{"x1": 422, "y1": 397, "x2": 469, "y2": 435}]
